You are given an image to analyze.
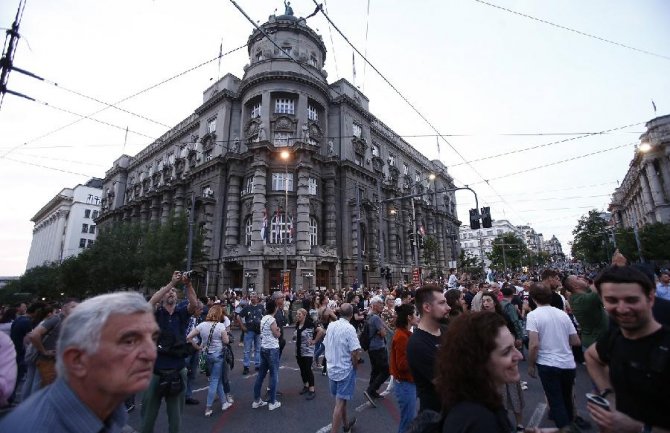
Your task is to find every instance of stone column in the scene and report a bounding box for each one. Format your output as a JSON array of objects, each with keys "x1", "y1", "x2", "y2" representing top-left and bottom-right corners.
[
  {"x1": 658, "y1": 156, "x2": 670, "y2": 202},
  {"x1": 639, "y1": 172, "x2": 655, "y2": 217},
  {"x1": 150, "y1": 196, "x2": 160, "y2": 222},
  {"x1": 324, "y1": 178, "x2": 337, "y2": 246},
  {"x1": 296, "y1": 167, "x2": 311, "y2": 254},
  {"x1": 388, "y1": 212, "x2": 398, "y2": 263},
  {"x1": 226, "y1": 175, "x2": 243, "y2": 247},
  {"x1": 402, "y1": 201, "x2": 412, "y2": 266},
  {"x1": 161, "y1": 191, "x2": 172, "y2": 224},
  {"x1": 369, "y1": 206, "x2": 379, "y2": 267},
  {"x1": 645, "y1": 161, "x2": 666, "y2": 206},
  {"x1": 174, "y1": 185, "x2": 185, "y2": 215},
  {"x1": 250, "y1": 164, "x2": 268, "y2": 253},
  {"x1": 435, "y1": 220, "x2": 446, "y2": 269}
]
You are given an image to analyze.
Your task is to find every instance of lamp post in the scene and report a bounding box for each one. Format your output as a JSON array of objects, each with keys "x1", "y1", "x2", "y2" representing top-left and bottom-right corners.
[{"x1": 280, "y1": 150, "x2": 290, "y2": 291}]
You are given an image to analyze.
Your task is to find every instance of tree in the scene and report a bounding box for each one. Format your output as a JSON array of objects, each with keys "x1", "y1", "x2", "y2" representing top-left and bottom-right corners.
[
  {"x1": 421, "y1": 235, "x2": 439, "y2": 267},
  {"x1": 458, "y1": 249, "x2": 484, "y2": 280},
  {"x1": 615, "y1": 222, "x2": 670, "y2": 263},
  {"x1": 571, "y1": 210, "x2": 613, "y2": 264},
  {"x1": 488, "y1": 233, "x2": 528, "y2": 271}
]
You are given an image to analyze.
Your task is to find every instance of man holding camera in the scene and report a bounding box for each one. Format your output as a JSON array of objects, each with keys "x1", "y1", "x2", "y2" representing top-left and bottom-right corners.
[{"x1": 140, "y1": 271, "x2": 197, "y2": 433}]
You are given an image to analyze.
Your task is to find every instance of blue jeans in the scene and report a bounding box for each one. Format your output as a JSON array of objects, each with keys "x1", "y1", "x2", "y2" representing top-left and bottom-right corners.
[
  {"x1": 537, "y1": 364, "x2": 576, "y2": 428},
  {"x1": 313, "y1": 341, "x2": 325, "y2": 363},
  {"x1": 244, "y1": 331, "x2": 261, "y2": 368},
  {"x1": 206, "y1": 352, "x2": 226, "y2": 407},
  {"x1": 253, "y1": 347, "x2": 280, "y2": 403},
  {"x1": 394, "y1": 380, "x2": 417, "y2": 433}
]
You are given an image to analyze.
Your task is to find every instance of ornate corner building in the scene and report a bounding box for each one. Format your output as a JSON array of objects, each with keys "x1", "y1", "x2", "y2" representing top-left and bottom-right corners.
[
  {"x1": 610, "y1": 114, "x2": 670, "y2": 228},
  {"x1": 97, "y1": 12, "x2": 460, "y2": 293}
]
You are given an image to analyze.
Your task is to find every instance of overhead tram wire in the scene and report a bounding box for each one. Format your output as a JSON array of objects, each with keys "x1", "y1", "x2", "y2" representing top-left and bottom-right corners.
[
  {"x1": 323, "y1": 0, "x2": 339, "y2": 79},
  {"x1": 470, "y1": 142, "x2": 634, "y2": 185},
  {"x1": 4, "y1": 156, "x2": 98, "y2": 177},
  {"x1": 472, "y1": 0, "x2": 670, "y2": 62},
  {"x1": 311, "y1": 0, "x2": 521, "y2": 219},
  {"x1": 449, "y1": 121, "x2": 645, "y2": 167},
  {"x1": 1, "y1": 43, "x2": 247, "y2": 159}
]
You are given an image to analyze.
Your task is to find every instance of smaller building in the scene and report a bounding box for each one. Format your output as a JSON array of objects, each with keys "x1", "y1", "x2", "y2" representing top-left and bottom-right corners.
[
  {"x1": 610, "y1": 114, "x2": 670, "y2": 228},
  {"x1": 26, "y1": 178, "x2": 103, "y2": 270},
  {"x1": 459, "y1": 219, "x2": 523, "y2": 266},
  {"x1": 543, "y1": 235, "x2": 564, "y2": 258},
  {"x1": 517, "y1": 225, "x2": 544, "y2": 253}
]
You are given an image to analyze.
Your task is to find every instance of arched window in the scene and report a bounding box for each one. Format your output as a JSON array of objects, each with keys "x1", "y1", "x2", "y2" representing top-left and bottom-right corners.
[
  {"x1": 270, "y1": 213, "x2": 293, "y2": 244},
  {"x1": 245, "y1": 216, "x2": 253, "y2": 246},
  {"x1": 396, "y1": 235, "x2": 403, "y2": 261},
  {"x1": 309, "y1": 217, "x2": 318, "y2": 246}
]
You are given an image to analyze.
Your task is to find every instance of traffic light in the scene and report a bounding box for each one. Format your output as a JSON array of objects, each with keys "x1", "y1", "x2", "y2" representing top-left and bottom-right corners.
[
  {"x1": 469, "y1": 208, "x2": 481, "y2": 230},
  {"x1": 408, "y1": 232, "x2": 415, "y2": 246},
  {"x1": 481, "y1": 206, "x2": 492, "y2": 228},
  {"x1": 418, "y1": 233, "x2": 425, "y2": 249}
]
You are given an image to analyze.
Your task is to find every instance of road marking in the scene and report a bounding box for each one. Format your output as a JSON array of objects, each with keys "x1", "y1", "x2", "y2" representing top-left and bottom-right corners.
[{"x1": 527, "y1": 402, "x2": 547, "y2": 428}]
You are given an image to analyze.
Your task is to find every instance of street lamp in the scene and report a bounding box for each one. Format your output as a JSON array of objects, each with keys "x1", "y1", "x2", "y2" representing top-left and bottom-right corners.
[
  {"x1": 280, "y1": 150, "x2": 290, "y2": 291},
  {"x1": 639, "y1": 142, "x2": 652, "y2": 153}
]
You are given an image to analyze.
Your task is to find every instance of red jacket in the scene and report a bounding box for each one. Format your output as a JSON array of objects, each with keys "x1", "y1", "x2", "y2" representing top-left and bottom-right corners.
[{"x1": 390, "y1": 327, "x2": 414, "y2": 382}]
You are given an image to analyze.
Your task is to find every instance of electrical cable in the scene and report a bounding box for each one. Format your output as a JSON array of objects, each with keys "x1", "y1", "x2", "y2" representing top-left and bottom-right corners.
[
  {"x1": 470, "y1": 142, "x2": 634, "y2": 184},
  {"x1": 450, "y1": 121, "x2": 645, "y2": 167},
  {"x1": 472, "y1": 0, "x2": 670, "y2": 62},
  {"x1": 483, "y1": 193, "x2": 612, "y2": 204},
  {"x1": 311, "y1": 0, "x2": 524, "y2": 220},
  {"x1": 323, "y1": 0, "x2": 339, "y2": 80},
  {"x1": 361, "y1": 0, "x2": 371, "y2": 91},
  {"x1": 13, "y1": 150, "x2": 109, "y2": 167},
  {"x1": 4, "y1": 156, "x2": 97, "y2": 177},
  {"x1": 1, "y1": 43, "x2": 247, "y2": 159}
]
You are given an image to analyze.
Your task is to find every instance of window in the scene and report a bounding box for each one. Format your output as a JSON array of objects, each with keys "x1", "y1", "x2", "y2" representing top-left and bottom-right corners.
[
  {"x1": 309, "y1": 217, "x2": 318, "y2": 246},
  {"x1": 359, "y1": 224, "x2": 367, "y2": 255},
  {"x1": 79, "y1": 238, "x2": 86, "y2": 248},
  {"x1": 207, "y1": 117, "x2": 216, "y2": 134},
  {"x1": 371, "y1": 144, "x2": 379, "y2": 157},
  {"x1": 388, "y1": 153, "x2": 396, "y2": 166},
  {"x1": 352, "y1": 123, "x2": 362, "y2": 139},
  {"x1": 309, "y1": 53, "x2": 318, "y2": 67},
  {"x1": 272, "y1": 173, "x2": 293, "y2": 191},
  {"x1": 415, "y1": 170, "x2": 421, "y2": 183},
  {"x1": 275, "y1": 98, "x2": 295, "y2": 114},
  {"x1": 89, "y1": 225, "x2": 96, "y2": 234},
  {"x1": 403, "y1": 163, "x2": 409, "y2": 175},
  {"x1": 274, "y1": 132, "x2": 291, "y2": 146},
  {"x1": 87, "y1": 239, "x2": 94, "y2": 248},
  {"x1": 307, "y1": 104, "x2": 318, "y2": 121},
  {"x1": 308, "y1": 177, "x2": 317, "y2": 195},
  {"x1": 82, "y1": 223, "x2": 89, "y2": 233},
  {"x1": 281, "y1": 46, "x2": 292, "y2": 57},
  {"x1": 245, "y1": 217, "x2": 253, "y2": 246},
  {"x1": 251, "y1": 101, "x2": 262, "y2": 118},
  {"x1": 255, "y1": 50, "x2": 263, "y2": 62},
  {"x1": 92, "y1": 210, "x2": 99, "y2": 219},
  {"x1": 487, "y1": 230, "x2": 493, "y2": 236},
  {"x1": 395, "y1": 235, "x2": 403, "y2": 261},
  {"x1": 204, "y1": 150, "x2": 212, "y2": 161},
  {"x1": 270, "y1": 213, "x2": 293, "y2": 244},
  {"x1": 354, "y1": 155, "x2": 363, "y2": 166},
  {"x1": 84, "y1": 209, "x2": 91, "y2": 218},
  {"x1": 246, "y1": 176, "x2": 255, "y2": 194}
]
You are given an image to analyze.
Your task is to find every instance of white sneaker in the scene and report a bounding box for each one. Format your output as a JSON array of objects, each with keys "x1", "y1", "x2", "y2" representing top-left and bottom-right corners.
[
  {"x1": 252, "y1": 400, "x2": 267, "y2": 409},
  {"x1": 268, "y1": 401, "x2": 281, "y2": 411},
  {"x1": 226, "y1": 395, "x2": 234, "y2": 404},
  {"x1": 222, "y1": 401, "x2": 233, "y2": 411}
]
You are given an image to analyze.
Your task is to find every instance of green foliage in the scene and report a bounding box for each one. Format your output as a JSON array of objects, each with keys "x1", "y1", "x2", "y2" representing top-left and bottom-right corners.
[
  {"x1": 615, "y1": 222, "x2": 670, "y2": 262},
  {"x1": 458, "y1": 249, "x2": 484, "y2": 280},
  {"x1": 571, "y1": 210, "x2": 613, "y2": 264},
  {"x1": 421, "y1": 235, "x2": 439, "y2": 266},
  {"x1": 487, "y1": 233, "x2": 528, "y2": 271},
  {"x1": 2, "y1": 212, "x2": 205, "y2": 302}
]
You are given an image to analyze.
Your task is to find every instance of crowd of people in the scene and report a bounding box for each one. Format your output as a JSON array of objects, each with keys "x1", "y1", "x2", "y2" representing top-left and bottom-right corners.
[{"x1": 0, "y1": 252, "x2": 668, "y2": 433}]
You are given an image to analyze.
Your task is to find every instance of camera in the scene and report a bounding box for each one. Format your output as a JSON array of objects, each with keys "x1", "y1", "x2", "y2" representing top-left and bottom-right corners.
[{"x1": 181, "y1": 270, "x2": 199, "y2": 279}]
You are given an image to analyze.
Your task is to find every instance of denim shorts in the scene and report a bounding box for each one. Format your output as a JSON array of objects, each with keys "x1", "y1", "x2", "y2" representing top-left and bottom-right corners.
[{"x1": 329, "y1": 368, "x2": 356, "y2": 400}]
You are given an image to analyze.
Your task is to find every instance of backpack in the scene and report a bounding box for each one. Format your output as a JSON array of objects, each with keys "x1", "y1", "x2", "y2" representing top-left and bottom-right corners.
[{"x1": 359, "y1": 316, "x2": 372, "y2": 351}]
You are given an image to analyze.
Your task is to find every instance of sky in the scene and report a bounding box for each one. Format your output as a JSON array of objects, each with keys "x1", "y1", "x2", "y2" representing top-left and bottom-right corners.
[{"x1": 1, "y1": 0, "x2": 669, "y2": 276}]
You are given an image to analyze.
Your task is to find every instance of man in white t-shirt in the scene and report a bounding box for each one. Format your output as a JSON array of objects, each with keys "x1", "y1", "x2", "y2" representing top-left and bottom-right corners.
[
  {"x1": 447, "y1": 268, "x2": 458, "y2": 289},
  {"x1": 526, "y1": 282, "x2": 581, "y2": 429}
]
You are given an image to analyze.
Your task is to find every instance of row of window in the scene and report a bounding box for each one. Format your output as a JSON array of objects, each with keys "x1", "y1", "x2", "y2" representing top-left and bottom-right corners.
[
  {"x1": 244, "y1": 215, "x2": 318, "y2": 246},
  {"x1": 83, "y1": 209, "x2": 99, "y2": 219},
  {"x1": 82, "y1": 224, "x2": 96, "y2": 234},
  {"x1": 79, "y1": 238, "x2": 94, "y2": 248},
  {"x1": 254, "y1": 47, "x2": 319, "y2": 67},
  {"x1": 460, "y1": 229, "x2": 504, "y2": 239},
  {"x1": 249, "y1": 100, "x2": 320, "y2": 121},
  {"x1": 244, "y1": 174, "x2": 318, "y2": 195}
]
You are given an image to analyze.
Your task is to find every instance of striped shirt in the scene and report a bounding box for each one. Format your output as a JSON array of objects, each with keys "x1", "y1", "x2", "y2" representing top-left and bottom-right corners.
[
  {"x1": 0, "y1": 377, "x2": 128, "y2": 432},
  {"x1": 324, "y1": 318, "x2": 361, "y2": 381}
]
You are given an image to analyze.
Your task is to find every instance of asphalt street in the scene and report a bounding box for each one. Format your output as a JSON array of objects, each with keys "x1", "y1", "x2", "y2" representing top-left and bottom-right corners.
[{"x1": 126, "y1": 329, "x2": 595, "y2": 433}]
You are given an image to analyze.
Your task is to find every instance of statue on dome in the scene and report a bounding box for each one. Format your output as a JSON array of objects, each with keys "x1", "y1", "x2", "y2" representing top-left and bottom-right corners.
[{"x1": 284, "y1": 0, "x2": 294, "y2": 16}]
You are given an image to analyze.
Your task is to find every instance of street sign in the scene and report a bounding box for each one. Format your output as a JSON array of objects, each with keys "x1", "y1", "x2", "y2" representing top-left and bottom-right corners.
[
  {"x1": 283, "y1": 272, "x2": 290, "y2": 291},
  {"x1": 412, "y1": 267, "x2": 421, "y2": 286}
]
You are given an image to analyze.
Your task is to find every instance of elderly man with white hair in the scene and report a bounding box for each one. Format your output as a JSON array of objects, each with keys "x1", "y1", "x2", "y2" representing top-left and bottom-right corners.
[
  {"x1": 0, "y1": 292, "x2": 159, "y2": 433},
  {"x1": 362, "y1": 295, "x2": 390, "y2": 407}
]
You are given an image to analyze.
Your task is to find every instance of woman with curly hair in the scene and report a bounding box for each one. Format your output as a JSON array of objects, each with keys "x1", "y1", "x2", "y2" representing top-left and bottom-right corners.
[{"x1": 436, "y1": 312, "x2": 533, "y2": 433}]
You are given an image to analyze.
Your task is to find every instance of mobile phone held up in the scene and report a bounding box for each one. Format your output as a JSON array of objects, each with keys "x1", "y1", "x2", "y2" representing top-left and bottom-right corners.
[{"x1": 586, "y1": 393, "x2": 610, "y2": 411}]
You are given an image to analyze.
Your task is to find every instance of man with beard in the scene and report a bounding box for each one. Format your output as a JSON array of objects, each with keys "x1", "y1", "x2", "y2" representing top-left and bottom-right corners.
[
  {"x1": 140, "y1": 271, "x2": 197, "y2": 433},
  {"x1": 585, "y1": 266, "x2": 670, "y2": 433},
  {"x1": 538, "y1": 269, "x2": 565, "y2": 310},
  {"x1": 406, "y1": 285, "x2": 450, "y2": 413}
]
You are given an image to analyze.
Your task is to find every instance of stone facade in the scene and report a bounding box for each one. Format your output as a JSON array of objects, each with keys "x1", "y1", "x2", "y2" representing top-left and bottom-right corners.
[
  {"x1": 97, "y1": 14, "x2": 460, "y2": 294},
  {"x1": 544, "y1": 235, "x2": 563, "y2": 257},
  {"x1": 610, "y1": 114, "x2": 670, "y2": 228},
  {"x1": 27, "y1": 178, "x2": 103, "y2": 269}
]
